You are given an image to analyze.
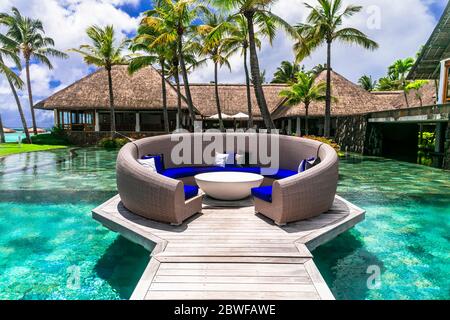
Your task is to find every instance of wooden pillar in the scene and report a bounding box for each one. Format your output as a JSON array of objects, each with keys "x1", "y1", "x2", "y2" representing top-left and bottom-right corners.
[
  {"x1": 94, "y1": 111, "x2": 100, "y2": 132},
  {"x1": 287, "y1": 119, "x2": 292, "y2": 135},
  {"x1": 296, "y1": 117, "x2": 301, "y2": 136},
  {"x1": 54, "y1": 109, "x2": 59, "y2": 127},
  {"x1": 135, "y1": 112, "x2": 140, "y2": 132}
]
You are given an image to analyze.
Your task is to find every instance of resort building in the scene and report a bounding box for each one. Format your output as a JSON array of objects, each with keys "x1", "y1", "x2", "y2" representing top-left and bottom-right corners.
[{"x1": 36, "y1": 2, "x2": 450, "y2": 169}]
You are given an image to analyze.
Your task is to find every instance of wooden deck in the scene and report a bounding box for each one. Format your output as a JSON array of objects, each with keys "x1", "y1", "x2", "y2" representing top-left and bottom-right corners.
[{"x1": 92, "y1": 195, "x2": 365, "y2": 300}]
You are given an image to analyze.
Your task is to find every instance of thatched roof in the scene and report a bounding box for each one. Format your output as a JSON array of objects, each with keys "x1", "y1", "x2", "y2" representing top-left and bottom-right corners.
[
  {"x1": 35, "y1": 65, "x2": 189, "y2": 111},
  {"x1": 386, "y1": 81, "x2": 437, "y2": 109},
  {"x1": 184, "y1": 83, "x2": 286, "y2": 119},
  {"x1": 272, "y1": 70, "x2": 400, "y2": 119}
]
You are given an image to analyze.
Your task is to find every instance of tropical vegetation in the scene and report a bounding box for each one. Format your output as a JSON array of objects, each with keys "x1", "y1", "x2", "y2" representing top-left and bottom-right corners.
[
  {"x1": 271, "y1": 61, "x2": 303, "y2": 84},
  {"x1": 70, "y1": 25, "x2": 129, "y2": 136},
  {"x1": 358, "y1": 75, "x2": 377, "y2": 91},
  {"x1": 279, "y1": 71, "x2": 328, "y2": 135},
  {"x1": 294, "y1": 0, "x2": 379, "y2": 137},
  {"x1": 0, "y1": 7, "x2": 67, "y2": 135}
]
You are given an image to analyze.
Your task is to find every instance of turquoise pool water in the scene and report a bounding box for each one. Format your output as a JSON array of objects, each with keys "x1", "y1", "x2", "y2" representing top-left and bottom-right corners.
[
  {"x1": 0, "y1": 149, "x2": 150, "y2": 299},
  {"x1": 0, "y1": 149, "x2": 448, "y2": 299},
  {"x1": 314, "y1": 155, "x2": 450, "y2": 300},
  {"x1": 4, "y1": 131, "x2": 37, "y2": 143}
]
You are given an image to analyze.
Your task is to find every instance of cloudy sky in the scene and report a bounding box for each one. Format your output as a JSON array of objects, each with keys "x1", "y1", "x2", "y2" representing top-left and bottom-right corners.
[{"x1": 0, "y1": 0, "x2": 446, "y2": 128}]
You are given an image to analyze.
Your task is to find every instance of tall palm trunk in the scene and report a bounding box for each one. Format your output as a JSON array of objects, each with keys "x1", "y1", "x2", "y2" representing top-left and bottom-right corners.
[
  {"x1": 0, "y1": 113, "x2": 5, "y2": 144},
  {"x1": 25, "y1": 58, "x2": 38, "y2": 135},
  {"x1": 2, "y1": 59, "x2": 31, "y2": 143},
  {"x1": 106, "y1": 67, "x2": 116, "y2": 136},
  {"x1": 324, "y1": 40, "x2": 332, "y2": 138},
  {"x1": 245, "y1": 12, "x2": 275, "y2": 130},
  {"x1": 243, "y1": 45, "x2": 253, "y2": 129},
  {"x1": 177, "y1": 32, "x2": 196, "y2": 130},
  {"x1": 305, "y1": 102, "x2": 309, "y2": 136},
  {"x1": 173, "y1": 63, "x2": 182, "y2": 130},
  {"x1": 402, "y1": 79, "x2": 410, "y2": 108},
  {"x1": 160, "y1": 58, "x2": 169, "y2": 133},
  {"x1": 214, "y1": 61, "x2": 224, "y2": 131}
]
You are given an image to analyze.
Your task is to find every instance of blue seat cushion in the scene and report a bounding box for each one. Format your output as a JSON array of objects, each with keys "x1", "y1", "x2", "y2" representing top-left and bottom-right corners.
[
  {"x1": 141, "y1": 154, "x2": 164, "y2": 173},
  {"x1": 263, "y1": 169, "x2": 297, "y2": 180},
  {"x1": 163, "y1": 166, "x2": 227, "y2": 179},
  {"x1": 162, "y1": 166, "x2": 296, "y2": 180},
  {"x1": 184, "y1": 185, "x2": 199, "y2": 201},
  {"x1": 251, "y1": 186, "x2": 273, "y2": 203}
]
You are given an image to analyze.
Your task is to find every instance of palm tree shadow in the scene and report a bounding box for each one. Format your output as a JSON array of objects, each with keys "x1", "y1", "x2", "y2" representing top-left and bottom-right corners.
[
  {"x1": 313, "y1": 230, "x2": 385, "y2": 300},
  {"x1": 94, "y1": 236, "x2": 150, "y2": 299}
]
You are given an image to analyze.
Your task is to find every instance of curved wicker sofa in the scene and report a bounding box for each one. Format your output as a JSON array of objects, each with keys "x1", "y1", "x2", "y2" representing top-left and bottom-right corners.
[{"x1": 116, "y1": 133, "x2": 338, "y2": 225}]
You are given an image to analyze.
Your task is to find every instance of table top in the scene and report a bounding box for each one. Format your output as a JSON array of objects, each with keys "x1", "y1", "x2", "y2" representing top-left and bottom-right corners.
[{"x1": 194, "y1": 171, "x2": 264, "y2": 183}]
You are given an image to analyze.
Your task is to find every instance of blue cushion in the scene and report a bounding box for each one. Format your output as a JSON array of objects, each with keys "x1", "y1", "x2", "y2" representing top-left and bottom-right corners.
[
  {"x1": 141, "y1": 155, "x2": 164, "y2": 173},
  {"x1": 162, "y1": 166, "x2": 226, "y2": 179},
  {"x1": 299, "y1": 157, "x2": 316, "y2": 173},
  {"x1": 264, "y1": 169, "x2": 297, "y2": 180},
  {"x1": 184, "y1": 185, "x2": 199, "y2": 201},
  {"x1": 251, "y1": 186, "x2": 273, "y2": 203}
]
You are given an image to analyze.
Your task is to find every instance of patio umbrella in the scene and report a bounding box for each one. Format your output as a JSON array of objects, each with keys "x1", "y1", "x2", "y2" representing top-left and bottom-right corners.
[
  {"x1": 208, "y1": 113, "x2": 232, "y2": 119},
  {"x1": 231, "y1": 112, "x2": 249, "y2": 120}
]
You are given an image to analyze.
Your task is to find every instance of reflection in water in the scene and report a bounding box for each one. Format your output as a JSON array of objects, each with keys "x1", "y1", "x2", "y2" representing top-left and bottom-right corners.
[
  {"x1": 314, "y1": 155, "x2": 450, "y2": 300},
  {"x1": 0, "y1": 148, "x2": 150, "y2": 300},
  {"x1": 0, "y1": 149, "x2": 449, "y2": 300}
]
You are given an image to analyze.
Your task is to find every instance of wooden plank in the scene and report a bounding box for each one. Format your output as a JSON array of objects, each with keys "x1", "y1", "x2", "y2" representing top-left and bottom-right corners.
[
  {"x1": 304, "y1": 260, "x2": 334, "y2": 300},
  {"x1": 145, "y1": 290, "x2": 320, "y2": 300},
  {"x1": 130, "y1": 258, "x2": 160, "y2": 300},
  {"x1": 92, "y1": 194, "x2": 364, "y2": 301},
  {"x1": 153, "y1": 275, "x2": 313, "y2": 284},
  {"x1": 156, "y1": 268, "x2": 309, "y2": 277},
  {"x1": 155, "y1": 256, "x2": 310, "y2": 264},
  {"x1": 149, "y1": 282, "x2": 318, "y2": 292}
]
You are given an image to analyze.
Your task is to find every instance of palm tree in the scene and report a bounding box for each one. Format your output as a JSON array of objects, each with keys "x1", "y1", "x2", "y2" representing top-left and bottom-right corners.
[
  {"x1": 388, "y1": 57, "x2": 415, "y2": 107},
  {"x1": 358, "y1": 75, "x2": 377, "y2": 91},
  {"x1": 198, "y1": 12, "x2": 234, "y2": 131},
  {"x1": 71, "y1": 25, "x2": 128, "y2": 136},
  {"x1": 310, "y1": 63, "x2": 326, "y2": 76},
  {"x1": 1, "y1": 7, "x2": 68, "y2": 135},
  {"x1": 211, "y1": 0, "x2": 298, "y2": 130},
  {"x1": 279, "y1": 71, "x2": 328, "y2": 135},
  {"x1": 0, "y1": 113, "x2": 4, "y2": 143},
  {"x1": 271, "y1": 61, "x2": 303, "y2": 84},
  {"x1": 405, "y1": 80, "x2": 428, "y2": 107},
  {"x1": 144, "y1": 0, "x2": 209, "y2": 129},
  {"x1": 0, "y1": 32, "x2": 31, "y2": 143},
  {"x1": 129, "y1": 24, "x2": 171, "y2": 133},
  {"x1": 295, "y1": 0, "x2": 378, "y2": 137},
  {"x1": 218, "y1": 14, "x2": 271, "y2": 129}
]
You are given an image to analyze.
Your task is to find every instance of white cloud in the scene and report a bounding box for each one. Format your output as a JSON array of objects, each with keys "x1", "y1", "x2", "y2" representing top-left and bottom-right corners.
[{"x1": 0, "y1": 0, "x2": 440, "y2": 128}]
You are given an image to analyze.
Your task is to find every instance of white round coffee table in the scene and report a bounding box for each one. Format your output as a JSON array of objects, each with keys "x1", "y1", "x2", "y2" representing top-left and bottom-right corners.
[{"x1": 194, "y1": 172, "x2": 264, "y2": 201}]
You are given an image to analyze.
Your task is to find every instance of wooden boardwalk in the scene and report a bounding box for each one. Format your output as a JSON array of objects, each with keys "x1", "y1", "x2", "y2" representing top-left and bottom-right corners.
[{"x1": 93, "y1": 195, "x2": 364, "y2": 300}]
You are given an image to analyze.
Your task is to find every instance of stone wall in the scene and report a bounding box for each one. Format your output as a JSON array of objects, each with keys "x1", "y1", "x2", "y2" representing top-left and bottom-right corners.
[
  {"x1": 66, "y1": 131, "x2": 164, "y2": 146},
  {"x1": 443, "y1": 121, "x2": 450, "y2": 170},
  {"x1": 334, "y1": 115, "x2": 368, "y2": 154}
]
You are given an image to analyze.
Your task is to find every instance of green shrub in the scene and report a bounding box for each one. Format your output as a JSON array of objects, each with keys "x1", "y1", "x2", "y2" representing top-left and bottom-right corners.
[
  {"x1": 98, "y1": 137, "x2": 128, "y2": 149},
  {"x1": 27, "y1": 132, "x2": 70, "y2": 145},
  {"x1": 303, "y1": 135, "x2": 344, "y2": 156}
]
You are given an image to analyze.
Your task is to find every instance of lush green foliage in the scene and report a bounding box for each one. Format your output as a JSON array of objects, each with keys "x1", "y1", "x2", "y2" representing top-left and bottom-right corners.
[
  {"x1": 303, "y1": 135, "x2": 343, "y2": 156},
  {"x1": 98, "y1": 137, "x2": 128, "y2": 149},
  {"x1": 0, "y1": 143, "x2": 67, "y2": 157},
  {"x1": 358, "y1": 75, "x2": 377, "y2": 91},
  {"x1": 271, "y1": 61, "x2": 303, "y2": 84}
]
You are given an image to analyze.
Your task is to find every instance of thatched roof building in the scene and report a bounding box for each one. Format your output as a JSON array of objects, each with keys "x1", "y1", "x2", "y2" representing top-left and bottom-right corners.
[
  {"x1": 184, "y1": 83, "x2": 286, "y2": 119},
  {"x1": 272, "y1": 70, "x2": 400, "y2": 119},
  {"x1": 35, "y1": 65, "x2": 189, "y2": 111}
]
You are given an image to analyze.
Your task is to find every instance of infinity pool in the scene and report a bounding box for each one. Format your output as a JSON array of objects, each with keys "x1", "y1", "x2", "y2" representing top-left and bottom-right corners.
[{"x1": 0, "y1": 148, "x2": 448, "y2": 299}]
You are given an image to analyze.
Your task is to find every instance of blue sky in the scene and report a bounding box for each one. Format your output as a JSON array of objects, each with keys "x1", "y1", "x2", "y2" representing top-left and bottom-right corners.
[{"x1": 0, "y1": 0, "x2": 447, "y2": 128}]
